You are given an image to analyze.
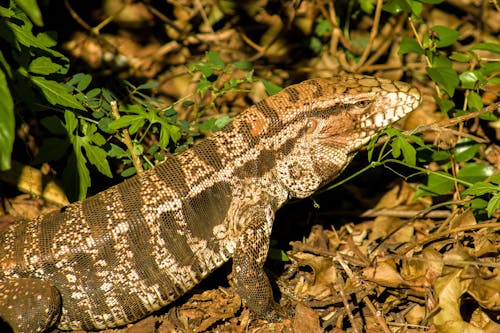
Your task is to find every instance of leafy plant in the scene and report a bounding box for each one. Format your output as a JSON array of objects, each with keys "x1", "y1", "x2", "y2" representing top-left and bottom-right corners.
[
  {"x1": 383, "y1": 1, "x2": 499, "y2": 216},
  {"x1": 0, "y1": 0, "x2": 84, "y2": 171},
  {"x1": 0, "y1": 0, "x2": 255, "y2": 200}
]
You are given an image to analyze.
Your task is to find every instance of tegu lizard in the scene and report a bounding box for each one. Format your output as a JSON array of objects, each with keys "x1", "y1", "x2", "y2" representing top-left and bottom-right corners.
[{"x1": 0, "y1": 74, "x2": 421, "y2": 332}]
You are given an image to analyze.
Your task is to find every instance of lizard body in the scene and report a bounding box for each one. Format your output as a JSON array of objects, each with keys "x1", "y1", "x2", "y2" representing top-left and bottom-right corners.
[{"x1": 0, "y1": 74, "x2": 421, "y2": 332}]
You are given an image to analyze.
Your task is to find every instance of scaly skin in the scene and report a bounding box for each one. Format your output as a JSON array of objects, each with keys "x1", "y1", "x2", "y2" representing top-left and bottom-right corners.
[{"x1": 0, "y1": 74, "x2": 421, "y2": 332}]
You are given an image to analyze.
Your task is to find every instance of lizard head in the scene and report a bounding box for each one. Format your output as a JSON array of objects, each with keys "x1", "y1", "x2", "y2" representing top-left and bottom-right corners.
[{"x1": 273, "y1": 74, "x2": 421, "y2": 198}]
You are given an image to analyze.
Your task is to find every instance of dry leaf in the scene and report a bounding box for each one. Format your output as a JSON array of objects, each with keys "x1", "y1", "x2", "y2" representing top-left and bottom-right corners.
[{"x1": 362, "y1": 260, "x2": 406, "y2": 288}]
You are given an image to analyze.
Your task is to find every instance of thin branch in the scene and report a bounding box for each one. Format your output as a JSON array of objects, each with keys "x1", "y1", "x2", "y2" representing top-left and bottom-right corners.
[{"x1": 110, "y1": 101, "x2": 143, "y2": 174}]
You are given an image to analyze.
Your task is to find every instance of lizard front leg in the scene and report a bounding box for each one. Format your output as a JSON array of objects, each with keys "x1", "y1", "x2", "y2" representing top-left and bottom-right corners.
[
  {"x1": 231, "y1": 202, "x2": 290, "y2": 321},
  {"x1": 0, "y1": 278, "x2": 61, "y2": 333}
]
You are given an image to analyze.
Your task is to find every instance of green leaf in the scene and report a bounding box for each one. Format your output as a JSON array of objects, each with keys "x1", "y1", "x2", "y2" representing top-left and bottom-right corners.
[
  {"x1": 382, "y1": 0, "x2": 411, "y2": 14},
  {"x1": 309, "y1": 37, "x2": 323, "y2": 54},
  {"x1": 5, "y1": 11, "x2": 56, "y2": 51},
  {"x1": 467, "y1": 91, "x2": 483, "y2": 112},
  {"x1": 398, "y1": 37, "x2": 424, "y2": 55},
  {"x1": 214, "y1": 114, "x2": 232, "y2": 130},
  {"x1": 491, "y1": 174, "x2": 500, "y2": 185},
  {"x1": 64, "y1": 110, "x2": 78, "y2": 136},
  {"x1": 86, "y1": 88, "x2": 101, "y2": 99},
  {"x1": 15, "y1": 0, "x2": 44, "y2": 26},
  {"x1": 453, "y1": 139, "x2": 480, "y2": 162},
  {"x1": 108, "y1": 143, "x2": 126, "y2": 158},
  {"x1": 458, "y1": 163, "x2": 494, "y2": 183},
  {"x1": 74, "y1": 147, "x2": 90, "y2": 200},
  {"x1": 128, "y1": 118, "x2": 145, "y2": 135},
  {"x1": 31, "y1": 76, "x2": 85, "y2": 110},
  {"x1": 469, "y1": 198, "x2": 487, "y2": 210},
  {"x1": 407, "y1": 0, "x2": 423, "y2": 16},
  {"x1": 231, "y1": 60, "x2": 253, "y2": 70},
  {"x1": 462, "y1": 182, "x2": 498, "y2": 196},
  {"x1": 158, "y1": 121, "x2": 182, "y2": 148},
  {"x1": 0, "y1": 68, "x2": 14, "y2": 170},
  {"x1": 426, "y1": 67, "x2": 459, "y2": 97},
  {"x1": 430, "y1": 55, "x2": 452, "y2": 68},
  {"x1": 399, "y1": 136, "x2": 416, "y2": 166},
  {"x1": 432, "y1": 150, "x2": 450, "y2": 161},
  {"x1": 91, "y1": 132, "x2": 106, "y2": 146},
  {"x1": 261, "y1": 79, "x2": 282, "y2": 96},
  {"x1": 449, "y1": 52, "x2": 470, "y2": 62},
  {"x1": 40, "y1": 115, "x2": 66, "y2": 135},
  {"x1": 76, "y1": 74, "x2": 92, "y2": 91},
  {"x1": 137, "y1": 81, "x2": 159, "y2": 90},
  {"x1": 315, "y1": 18, "x2": 333, "y2": 36},
  {"x1": 28, "y1": 56, "x2": 62, "y2": 75},
  {"x1": 97, "y1": 117, "x2": 115, "y2": 134},
  {"x1": 432, "y1": 25, "x2": 460, "y2": 48},
  {"x1": 471, "y1": 42, "x2": 500, "y2": 54},
  {"x1": 62, "y1": 150, "x2": 90, "y2": 201},
  {"x1": 434, "y1": 96, "x2": 455, "y2": 113},
  {"x1": 0, "y1": 7, "x2": 15, "y2": 17},
  {"x1": 196, "y1": 78, "x2": 212, "y2": 96},
  {"x1": 207, "y1": 50, "x2": 224, "y2": 70},
  {"x1": 83, "y1": 144, "x2": 112, "y2": 178},
  {"x1": 108, "y1": 115, "x2": 144, "y2": 129},
  {"x1": 480, "y1": 62, "x2": 500, "y2": 76},
  {"x1": 459, "y1": 70, "x2": 481, "y2": 89},
  {"x1": 121, "y1": 166, "x2": 136, "y2": 177},
  {"x1": 486, "y1": 193, "x2": 500, "y2": 217},
  {"x1": 417, "y1": 171, "x2": 455, "y2": 197}
]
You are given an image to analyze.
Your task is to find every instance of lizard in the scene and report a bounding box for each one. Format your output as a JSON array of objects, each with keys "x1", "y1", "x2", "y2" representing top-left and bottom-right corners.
[{"x1": 0, "y1": 74, "x2": 421, "y2": 332}]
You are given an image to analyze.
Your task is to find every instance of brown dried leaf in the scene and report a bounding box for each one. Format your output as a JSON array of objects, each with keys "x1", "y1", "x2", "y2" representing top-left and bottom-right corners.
[
  {"x1": 362, "y1": 260, "x2": 406, "y2": 288},
  {"x1": 292, "y1": 303, "x2": 322, "y2": 333},
  {"x1": 467, "y1": 267, "x2": 500, "y2": 311},
  {"x1": 293, "y1": 252, "x2": 336, "y2": 300},
  {"x1": 431, "y1": 248, "x2": 499, "y2": 333},
  {"x1": 401, "y1": 247, "x2": 443, "y2": 289}
]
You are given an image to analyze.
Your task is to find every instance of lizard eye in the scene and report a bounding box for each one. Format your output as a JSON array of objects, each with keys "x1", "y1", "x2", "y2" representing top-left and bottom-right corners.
[
  {"x1": 350, "y1": 100, "x2": 373, "y2": 115},
  {"x1": 354, "y1": 100, "x2": 372, "y2": 108}
]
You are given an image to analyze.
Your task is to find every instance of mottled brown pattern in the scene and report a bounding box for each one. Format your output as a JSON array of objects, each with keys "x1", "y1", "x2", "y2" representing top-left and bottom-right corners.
[{"x1": 0, "y1": 74, "x2": 420, "y2": 332}]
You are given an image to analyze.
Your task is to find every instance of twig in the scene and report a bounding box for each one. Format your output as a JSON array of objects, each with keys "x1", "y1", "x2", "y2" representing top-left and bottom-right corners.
[
  {"x1": 359, "y1": 14, "x2": 407, "y2": 71},
  {"x1": 352, "y1": 0, "x2": 383, "y2": 71},
  {"x1": 407, "y1": 102, "x2": 500, "y2": 135},
  {"x1": 397, "y1": 221, "x2": 500, "y2": 255},
  {"x1": 110, "y1": 101, "x2": 143, "y2": 174},
  {"x1": 361, "y1": 208, "x2": 451, "y2": 219}
]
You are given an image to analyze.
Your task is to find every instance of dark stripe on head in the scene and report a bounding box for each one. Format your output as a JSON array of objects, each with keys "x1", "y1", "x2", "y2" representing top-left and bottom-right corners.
[
  {"x1": 308, "y1": 102, "x2": 345, "y2": 118},
  {"x1": 256, "y1": 100, "x2": 281, "y2": 128},
  {"x1": 309, "y1": 80, "x2": 323, "y2": 98},
  {"x1": 284, "y1": 87, "x2": 300, "y2": 103}
]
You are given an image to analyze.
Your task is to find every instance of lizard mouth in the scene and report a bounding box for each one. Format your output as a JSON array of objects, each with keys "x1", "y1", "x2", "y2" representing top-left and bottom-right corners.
[{"x1": 360, "y1": 89, "x2": 421, "y2": 131}]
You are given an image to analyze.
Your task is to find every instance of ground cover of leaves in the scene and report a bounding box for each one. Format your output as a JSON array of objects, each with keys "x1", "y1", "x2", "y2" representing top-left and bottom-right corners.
[{"x1": 0, "y1": 0, "x2": 499, "y2": 332}]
